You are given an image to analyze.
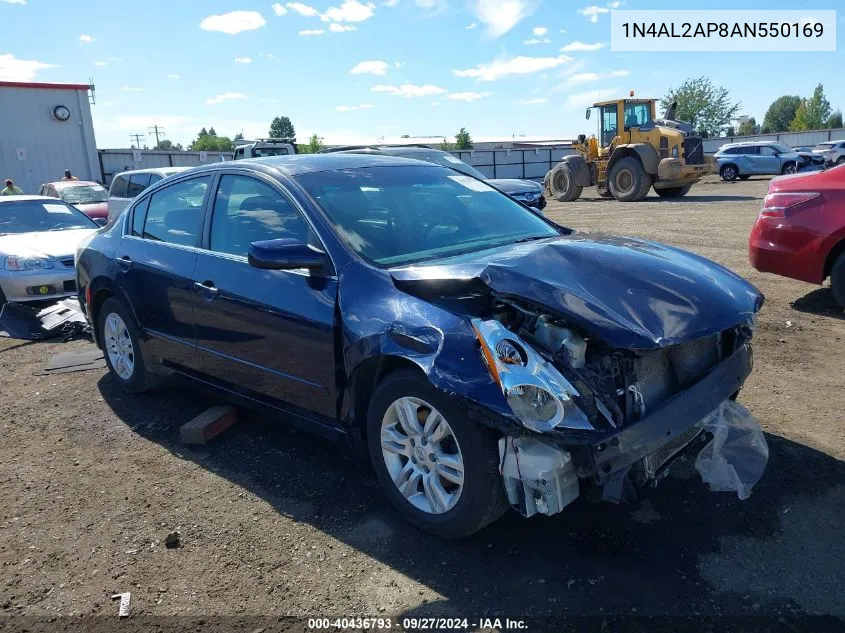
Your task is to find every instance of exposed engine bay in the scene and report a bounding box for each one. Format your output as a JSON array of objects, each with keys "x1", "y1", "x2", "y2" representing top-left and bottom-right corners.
[{"x1": 472, "y1": 296, "x2": 767, "y2": 519}]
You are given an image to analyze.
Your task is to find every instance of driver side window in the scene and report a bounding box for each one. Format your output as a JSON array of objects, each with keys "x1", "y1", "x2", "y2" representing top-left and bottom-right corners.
[
  {"x1": 759, "y1": 146, "x2": 777, "y2": 156},
  {"x1": 600, "y1": 105, "x2": 617, "y2": 147}
]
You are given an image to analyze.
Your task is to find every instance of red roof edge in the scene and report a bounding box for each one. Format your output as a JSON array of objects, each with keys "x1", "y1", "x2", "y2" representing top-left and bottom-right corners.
[{"x1": 0, "y1": 81, "x2": 92, "y2": 91}]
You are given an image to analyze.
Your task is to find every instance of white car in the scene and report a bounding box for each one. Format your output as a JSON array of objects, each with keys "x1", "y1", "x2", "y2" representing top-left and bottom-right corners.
[
  {"x1": 0, "y1": 196, "x2": 100, "y2": 306},
  {"x1": 107, "y1": 167, "x2": 189, "y2": 223},
  {"x1": 812, "y1": 141, "x2": 845, "y2": 166}
]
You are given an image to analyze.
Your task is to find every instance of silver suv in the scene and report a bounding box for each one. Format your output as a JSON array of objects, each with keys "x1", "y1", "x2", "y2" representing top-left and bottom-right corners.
[
  {"x1": 714, "y1": 141, "x2": 803, "y2": 181},
  {"x1": 812, "y1": 141, "x2": 845, "y2": 166}
]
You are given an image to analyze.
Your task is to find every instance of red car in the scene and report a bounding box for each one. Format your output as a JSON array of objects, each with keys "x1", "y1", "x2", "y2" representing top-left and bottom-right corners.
[
  {"x1": 38, "y1": 180, "x2": 109, "y2": 221},
  {"x1": 749, "y1": 164, "x2": 845, "y2": 307}
]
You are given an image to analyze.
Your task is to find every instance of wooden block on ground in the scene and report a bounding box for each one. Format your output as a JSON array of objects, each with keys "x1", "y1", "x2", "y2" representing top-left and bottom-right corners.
[{"x1": 180, "y1": 405, "x2": 237, "y2": 445}]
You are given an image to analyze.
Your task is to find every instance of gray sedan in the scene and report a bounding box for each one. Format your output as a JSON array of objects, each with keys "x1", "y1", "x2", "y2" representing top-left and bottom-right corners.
[{"x1": 0, "y1": 196, "x2": 100, "y2": 305}]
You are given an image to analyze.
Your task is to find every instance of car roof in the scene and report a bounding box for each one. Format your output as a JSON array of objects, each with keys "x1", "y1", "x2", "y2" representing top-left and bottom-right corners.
[
  {"x1": 47, "y1": 180, "x2": 103, "y2": 188},
  {"x1": 234, "y1": 153, "x2": 438, "y2": 176},
  {"x1": 0, "y1": 195, "x2": 57, "y2": 203},
  {"x1": 115, "y1": 166, "x2": 189, "y2": 177},
  {"x1": 721, "y1": 141, "x2": 778, "y2": 147}
]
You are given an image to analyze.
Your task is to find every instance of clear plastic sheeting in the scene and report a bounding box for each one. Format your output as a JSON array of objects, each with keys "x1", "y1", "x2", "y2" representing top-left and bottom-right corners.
[{"x1": 695, "y1": 400, "x2": 769, "y2": 500}]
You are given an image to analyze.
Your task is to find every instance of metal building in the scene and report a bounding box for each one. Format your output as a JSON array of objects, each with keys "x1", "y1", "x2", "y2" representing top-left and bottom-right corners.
[{"x1": 0, "y1": 81, "x2": 99, "y2": 194}]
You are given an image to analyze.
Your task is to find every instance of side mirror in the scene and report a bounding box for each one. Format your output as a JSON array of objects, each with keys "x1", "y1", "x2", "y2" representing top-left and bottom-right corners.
[
  {"x1": 248, "y1": 238, "x2": 327, "y2": 271},
  {"x1": 585, "y1": 108, "x2": 592, "y2": 120},
  {"x1": 94, "y1": 217, "x2": 108, "y2": 227}
]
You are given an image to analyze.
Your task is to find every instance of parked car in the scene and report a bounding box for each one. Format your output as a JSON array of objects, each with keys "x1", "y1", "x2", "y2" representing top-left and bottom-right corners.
[
  {"x1": 107, "y1": 167, "x2": 189, "y2": 223},
  {"x1": 322, "y1": 146, "x2": 547, "y2": 211},
  {"x1": 77, "y1": 155, "x2": 765, "y2": 537},
  {"x1": 811, "y1": 140, "x2": 845, "y2": 166},
  {"x1": 0, "y1": 196, "x2": 100, "y2": 306},
  {"x1": 749, "y1": 163, "x2": 845, "y2": 307},
  {"x1": 39, "y1": 180, "x2": 109, "y2": 221},
  {"x1": 715, "y1": 142, "x2": 806, "y2": 180}
]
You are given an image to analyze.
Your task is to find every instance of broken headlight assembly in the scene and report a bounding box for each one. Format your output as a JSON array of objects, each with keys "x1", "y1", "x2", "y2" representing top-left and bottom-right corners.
[{"x1": 472, "y1": 319, "x2": 593, "y2": 432}]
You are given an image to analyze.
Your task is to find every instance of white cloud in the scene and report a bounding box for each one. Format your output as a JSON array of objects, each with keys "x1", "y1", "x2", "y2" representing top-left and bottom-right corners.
[
  {"x1": 564, "y1": 87, "x2": 617, "y2": 108},
  {"x1": 322, "y1": 0, "x2": 375, "y2": 22},
  {"x1": 578, "y1": 5, "x2": 608, "y2": 23},
  {"x1": 1, "y1": 0, "x2": 27, "y2": 4},
  {"x1": 271, "y1": 2, "x2": 287, "y2": 15},
  {"x1": 234, "y1": 57, "x2": 252, "y2": 64},
  {"x1": 0, "y1": 53, "x2": 56, "y2": 81},
  {"x1": 168, "y1": 74, "x2": 180, "y2": 79},
  {"x1": 299, "y1": 28, "x2": 325, "y2": 35},
  {"x1": 465, "y1": 22, "x2": 477, "y2": 29},
  {"x1": 79, "y1": 34, "x2": 94, "y2": 43},
  {"x1": 468, "y1": 0, "x2": 536, "y2": 38},
  {"x1": 382, "y1": 0, "x2": 399, "y2": 5},
  {"x1": 329, "y1": 22, "x2": 358, "y2": 31},
  {"x1": 532, "y1": 26, "x2": 547, "y2": 36},
  {"x1": 371, "y1": 83, "x2": 447, "y2": 97},
  {"x1": 200, "y1": 11, "x2": 267, "y2": 34},
  {"x1": 607, "y1": 1, "x2": 622, "y2": 8},
  {"x1": 415, "y1": 0, "x2": 447, "y2": 12},
  {"x1": 206, "y1": 92, "x2": 248, "y2": 105},
  {"x1": 93, "y1": 60, "x2": 107, "y2": 67},
  {"x1": 447, "y1": 91, "x2": 493, "y2": 101},
  {"x1": 121, "y1": 86, "x2": 143, "y2": 92},
  {"x1": 350, "y1": 60, "x2": 390, "y2": 75},
  {"x1": 453, "y1": 54, "x2": 571, "y2": 82},
  {"x1": 335, "y1": 103, "x2": 375, "y2": 111},
  {"x1": 517, "y1": 97, "x2": 546, "y2": 104},
  {"x1": 560, "y1": 40, "x2": 605, "y2": 52},
  {"x1": 524, "y1": 37, "x2": 550, "y2": 45},
  {"x1": 261, "y1": 53, "x2": 282, "y2": 62},
  {"x1": 286, "y1": 2, "x2": 320, "y2": 16}
]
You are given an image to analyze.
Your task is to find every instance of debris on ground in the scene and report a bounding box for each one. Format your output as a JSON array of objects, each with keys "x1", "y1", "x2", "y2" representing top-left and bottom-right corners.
[
  {"x1": 180, "y1": 405, "x2": 238, "y2": 445},
  {"x1": 111, "y1": 591, "x2": 131, "y2": 617},
  {"x1": 165, "y1": 530, "x2": 181, "y2": 549},
  {"x1": 36, "y1": 345, "x2": 105, "y2": 375}
]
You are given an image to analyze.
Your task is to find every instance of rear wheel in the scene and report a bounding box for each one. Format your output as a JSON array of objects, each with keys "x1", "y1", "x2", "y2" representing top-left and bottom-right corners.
[
  {"x1": 781, "y1": 162, "x2": 797, "y2": 175},
  {"x1": 831, "y1": 252, "x2": 845, "y2": 309},
  {"x1": 608, "y1": 157, "x2": 651, "y2": 202},
  {"x1": 98, "y1": 297, "x2": 153, "y2": 393},
  {"x1": 655, "y1": 186, "x2": 691, "y2": 198},
  {"x1": 545, "y1": 163, "x2": 583, "y2": 202},
  {"x1": 367, "y1": 370, "x2": 507, "y2": 539},
  {"x1": 720, "y1": 165, "x2": 739, "y2": 181}
]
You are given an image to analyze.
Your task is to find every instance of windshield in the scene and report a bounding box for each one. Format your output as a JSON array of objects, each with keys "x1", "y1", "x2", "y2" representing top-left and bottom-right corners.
[
  {"x1": 252, "y1": 146, "x2": 291, "y2": 157},
  {"x1": 59, "y1": 184, "x2": 107, "y2": 204},
  {"x1": 413, "y1": 152, "x2": 488, "y2": 180},
  {"x1": 772, "y1": 142, "x2": 794, "y2": 153},
  {"x1": 295, "y1": 165, "x2": 559, "y2": 267},
  {"x1": 0, "y1": 200, "x2": 96, "y2": 235}
]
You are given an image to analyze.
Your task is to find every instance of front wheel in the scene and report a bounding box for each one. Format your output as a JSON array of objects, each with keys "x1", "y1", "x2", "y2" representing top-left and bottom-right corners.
[
  {"x1": 831, "y1": 251, "x2": 845, "y2": 309},
  {"x1": 98, "y1": 297, "x2": 153, "y2": 393},
  {"x1": 608, "y1": 157, "x2": 652, "y2": 202},
  {"x1": 655, "y1": 186, "x2": 691, "y2": 198},
  {"x1": 720, "y1": 165, "x2": 739, "y2": 181},
  {"x1": 367, "y1": 370, "x2": 507, "y2": 538},
  {"x1": 545, "y1": 163, "x2": 583, "y2": 202},
  {"x1": 781, "y1": 162, "x2": 797, "y2": 175}
]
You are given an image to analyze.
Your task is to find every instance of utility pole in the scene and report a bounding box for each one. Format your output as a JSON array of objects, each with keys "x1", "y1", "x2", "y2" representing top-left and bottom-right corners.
[
  {"x1": 148, "y1": 125, "x2": 166, "y2": 147},
  {"x1": 129, "y1": 133, "x2": 145, "y2": 148}
]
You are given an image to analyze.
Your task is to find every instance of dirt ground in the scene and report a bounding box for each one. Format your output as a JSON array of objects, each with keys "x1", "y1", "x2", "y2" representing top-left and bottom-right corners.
[{"x1": 2, "y1": 176, "x2": 844, "y2": 629}]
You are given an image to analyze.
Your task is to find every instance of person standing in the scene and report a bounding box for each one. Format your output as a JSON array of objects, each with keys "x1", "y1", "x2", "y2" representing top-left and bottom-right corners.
[
  {"x1": 1, "y1": 179, "x2": 23, "y2": 195},
  {"x1": 61, "y1": 170, "x2": 79, "y2": 181}
]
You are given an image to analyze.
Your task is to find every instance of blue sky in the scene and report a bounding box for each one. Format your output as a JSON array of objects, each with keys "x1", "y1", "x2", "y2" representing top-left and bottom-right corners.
[{"x1": 1, "y1": 0, "x2": 842, "y2": 147}]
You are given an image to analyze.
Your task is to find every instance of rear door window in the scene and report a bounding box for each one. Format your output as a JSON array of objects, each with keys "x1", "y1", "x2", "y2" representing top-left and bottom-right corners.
[
  {"x1": 149, "y1": 174, "x2": 162, "y2": 186},
  {"x1": 127, "y1": 173, "x2": 152, "y2": 197},
  {"x1": 142, "y1": 176, "x2": 211, "y2": 247},
  {"x1": 110, "y1": 175, "x2": 129, "y2": 198},
  {"x1": 131, "y1": 197, "x2": 151, "y2": 237},
  {"x1": 759, "y1": 146, "x2": 778, "y2": 156}
]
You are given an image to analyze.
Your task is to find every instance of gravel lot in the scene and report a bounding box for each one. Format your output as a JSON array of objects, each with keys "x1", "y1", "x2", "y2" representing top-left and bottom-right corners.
[{"x1": 2, "y1": 176, "x2": 844, "y2": 627}]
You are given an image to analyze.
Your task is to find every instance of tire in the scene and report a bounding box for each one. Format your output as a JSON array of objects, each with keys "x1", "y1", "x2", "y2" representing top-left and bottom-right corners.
[
  {"x1": 98, "y1": 297, "x2": 153, "y2": 393},
  {"x1": 720, "y1": 164, "x2": 739, "y2": 181},
  {"x1": 836, "y1": 156, "x2": 845, "y2": 165},
  {"x1": 831, "y1": 251, "x2": 845, "y2": 309},
  {"x1": 545, "y1": 163, "x2": 583, "y2": 202},
  {"x1": 366, "y1": 369, "x2": 507, "y2": 539},
  {"x1": 608, "y1": 156, "x2": 652, "y2": 202},
  {"x1": 655, "y1": 186, "x2": 691, "y2": 198},
  {"x1": 781, "y1": 162, "x2": 797, "y2": 175},
  {"x1": 739, "y1": 175, "x2": 751, "y2": 181}
]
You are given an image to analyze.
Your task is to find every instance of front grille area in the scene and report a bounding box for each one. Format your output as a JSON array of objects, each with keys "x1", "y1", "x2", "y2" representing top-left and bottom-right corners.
[{"x1": 683, "y1": 137, "x2": 705, "y2": 165}]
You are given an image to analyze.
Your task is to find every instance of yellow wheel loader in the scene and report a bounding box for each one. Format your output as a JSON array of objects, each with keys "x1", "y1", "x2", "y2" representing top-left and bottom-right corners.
[{"x1": 545, "y1": 95, "x2": 713, "y2": 203}]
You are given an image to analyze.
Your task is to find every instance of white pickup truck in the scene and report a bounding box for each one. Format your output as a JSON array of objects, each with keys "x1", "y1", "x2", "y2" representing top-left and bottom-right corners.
[{"x1": 233, "y1": 138, "x2": 297, "y2": 160}]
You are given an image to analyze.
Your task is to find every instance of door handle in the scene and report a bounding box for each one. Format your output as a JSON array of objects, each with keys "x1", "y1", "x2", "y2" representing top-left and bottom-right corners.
[
  {"x1": 117, "y1": 256, "x2": 132, "y2": 269},
  {"x1": 194, "y1": 281, "x2": 220, "y2": 298}
]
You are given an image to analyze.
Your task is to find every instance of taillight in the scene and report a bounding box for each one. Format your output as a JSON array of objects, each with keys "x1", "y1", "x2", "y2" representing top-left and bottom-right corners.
[{"x1": 760, "y1": 192, "x2": 820, "y2": 218}]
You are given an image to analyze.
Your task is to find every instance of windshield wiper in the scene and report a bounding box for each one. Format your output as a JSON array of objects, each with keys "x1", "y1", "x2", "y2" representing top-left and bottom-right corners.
[{"x1": 513, "y1": 235, "x2": 552, "y2": 244}]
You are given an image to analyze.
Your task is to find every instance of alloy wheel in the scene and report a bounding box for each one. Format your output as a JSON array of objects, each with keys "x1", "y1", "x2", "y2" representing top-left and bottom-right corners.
[
  {"x1": 104, "y1": 312, "x2": 135, "y2": 380},
  {"x1": 380, "y1": 397, "x2": 465, "y2": 515}
]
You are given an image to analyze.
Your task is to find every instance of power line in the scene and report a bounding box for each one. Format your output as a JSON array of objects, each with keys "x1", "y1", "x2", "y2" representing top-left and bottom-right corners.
[
  {"x1": 129, "y1": 133, "x2": 145, "y2": 148},
  {"x1": 148, "y1": 125, "x2": 166, "y2": 147}
]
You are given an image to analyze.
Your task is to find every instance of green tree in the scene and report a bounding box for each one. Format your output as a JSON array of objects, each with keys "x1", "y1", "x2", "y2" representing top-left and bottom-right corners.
[
  {"x1": 439, "y1": 138, "x2": 455, "y2": 151},
  {"x1": 269, "y1": 116, "x2": 296, "y2": 140},
  {"x1": 155, "y1": 139, "x2": 174, "y2": 150},
  {"x1": 790, "y1": 84, "x2": 831, "y2": 131},
  {"x1": 725, "y1": 126, "x2": 735, "y2": 137},
  {"x1": 828, "y1": 109, "x2": 843, "y2": 129},
  {"x1": 737, "y1": 117, "x2": 759, "y2": 136},
  {"x1": 234, "y1": 132, "x2": 244, "y2": 141},
  {"x1": 761, "y1": 95, "x2": 801, "y2": 133},
  {"x1": 455, "y1": 127, "x2": 473, "y2": 150},
  {"x1": 660, "y1": 77, "x2": 741, "y2": 138},
  {"x1": 189, "y1": 129, "x2": 234, "y2": 152}
]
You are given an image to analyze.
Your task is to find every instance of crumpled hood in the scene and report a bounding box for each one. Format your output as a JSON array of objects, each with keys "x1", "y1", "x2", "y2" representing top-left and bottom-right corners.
[
  {"x1": 487, "y1": 178, "x2": 543, "y2": 195},
  {"x1": 390, "y1": 234, "x2": 764, "y2": 350},
  {"x1": 0, "y1": 229, "x2": 98, "y2": 259}
]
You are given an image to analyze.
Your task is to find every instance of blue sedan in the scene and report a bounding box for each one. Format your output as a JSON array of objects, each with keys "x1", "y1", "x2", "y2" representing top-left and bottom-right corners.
[{"x1": 76, "y1": 154, "x2": 765, "y2": 537}]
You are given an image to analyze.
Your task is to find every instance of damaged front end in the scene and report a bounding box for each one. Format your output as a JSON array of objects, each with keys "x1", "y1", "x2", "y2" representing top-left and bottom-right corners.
[{"x1": 471, "y1": 299, "x2": 768, "y2": 518}]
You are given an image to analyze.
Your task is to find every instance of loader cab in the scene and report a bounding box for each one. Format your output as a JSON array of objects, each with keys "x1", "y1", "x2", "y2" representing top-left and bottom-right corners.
[{"x1": 588, "y1": 99, "x2": 657, "y2": 151}]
